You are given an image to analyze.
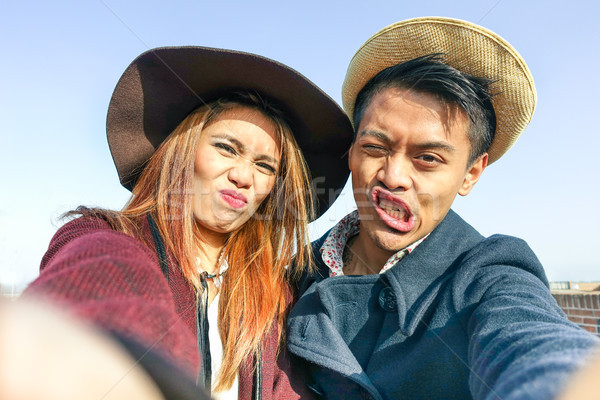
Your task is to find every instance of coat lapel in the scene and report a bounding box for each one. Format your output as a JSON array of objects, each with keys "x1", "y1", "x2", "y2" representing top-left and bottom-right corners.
[{"x1": 383, "y1": 210, "x2": 484, "y2": 335}]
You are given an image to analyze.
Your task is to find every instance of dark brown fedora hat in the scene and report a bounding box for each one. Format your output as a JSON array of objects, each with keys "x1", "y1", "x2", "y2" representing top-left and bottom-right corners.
[{"x1": 107, "y1": 46, "x2": 353, "y2": 217}]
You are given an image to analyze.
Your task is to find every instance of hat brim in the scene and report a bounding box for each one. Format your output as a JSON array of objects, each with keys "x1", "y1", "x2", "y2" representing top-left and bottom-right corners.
[
  {"x1": 107, "y1": 46, "x2": 353, "y2": 217},
  {"x1": 342, "y1": 17, "x2": 537, "y2": 164}
]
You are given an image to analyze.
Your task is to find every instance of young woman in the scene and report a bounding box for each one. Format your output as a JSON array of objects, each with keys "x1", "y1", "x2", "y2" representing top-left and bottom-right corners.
[{"x1": 21, "y1": 46, "x2": 353, "y2": 399}]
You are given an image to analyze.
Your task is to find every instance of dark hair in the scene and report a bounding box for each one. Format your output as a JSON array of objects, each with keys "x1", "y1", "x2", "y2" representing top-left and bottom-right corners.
[
  {"x1": 353, "y1": 54, "x2": 496, "y2": 164},
  {"x1": 208, "y1": 90, "x2": 290, "y2": 126}
]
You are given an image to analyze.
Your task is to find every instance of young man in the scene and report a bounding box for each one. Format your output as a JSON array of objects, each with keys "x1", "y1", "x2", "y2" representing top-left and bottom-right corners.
[{"x1": 288, "y1": 17, "x2": 599, "y2": 400}]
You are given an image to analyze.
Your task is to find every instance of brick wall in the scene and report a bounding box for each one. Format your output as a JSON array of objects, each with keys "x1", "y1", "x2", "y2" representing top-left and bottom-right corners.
[{"x1": 552, "y1": 292, "x2": 600, "y2": 336}]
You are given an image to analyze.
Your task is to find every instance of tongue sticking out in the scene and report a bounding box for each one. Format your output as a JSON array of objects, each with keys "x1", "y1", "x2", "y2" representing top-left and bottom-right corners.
[{"x1": 379, "y1": 198, "x2": 409, "y2": 221}]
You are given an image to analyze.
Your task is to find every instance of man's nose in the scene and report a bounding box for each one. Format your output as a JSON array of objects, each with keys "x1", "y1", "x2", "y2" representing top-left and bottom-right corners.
[{"x1": 376, "y1": 155, "x2": 413, "y2": 191}]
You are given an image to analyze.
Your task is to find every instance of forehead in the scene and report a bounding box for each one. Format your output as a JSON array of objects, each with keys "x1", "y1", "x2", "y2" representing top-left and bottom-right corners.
[
  {"x1": 211, "y1": 106, "x2": 277, "y2": 132},
  {"x1": 207, "y1": 106, "x2": 281, "y2": 143},
  {"x1": 359, "y1": 87, "x2": 469, "y2": 141}
]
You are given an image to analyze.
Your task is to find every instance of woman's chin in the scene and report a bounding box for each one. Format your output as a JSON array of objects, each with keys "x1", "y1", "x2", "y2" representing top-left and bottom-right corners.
[{"x1": 194, "y1": 217, "x2": 248, "y2": 236}]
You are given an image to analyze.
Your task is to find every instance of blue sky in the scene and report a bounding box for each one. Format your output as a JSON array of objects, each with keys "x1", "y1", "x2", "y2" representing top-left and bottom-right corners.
[{"x1": 1, "y1": 0, "x2": 599, "y2": 292}]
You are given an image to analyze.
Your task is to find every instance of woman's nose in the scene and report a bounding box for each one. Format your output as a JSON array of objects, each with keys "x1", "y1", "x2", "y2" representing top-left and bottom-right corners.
[{"x1": 228, "y1": 162, "x2": 253, "y2": 188}]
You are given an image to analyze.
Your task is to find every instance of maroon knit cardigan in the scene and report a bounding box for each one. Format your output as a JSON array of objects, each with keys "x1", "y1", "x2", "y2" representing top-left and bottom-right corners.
[{"x1": 23, "y1": 216, "x2": 312, "y2": 400}]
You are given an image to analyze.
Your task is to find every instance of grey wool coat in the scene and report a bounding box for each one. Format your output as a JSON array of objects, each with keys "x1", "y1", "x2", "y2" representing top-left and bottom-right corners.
[{"x1": 288, "y1": 210, "x2": 599, "y2": 400}]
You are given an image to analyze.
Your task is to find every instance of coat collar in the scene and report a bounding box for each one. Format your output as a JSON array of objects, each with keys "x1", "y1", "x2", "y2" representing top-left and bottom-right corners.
[
  {"x1": 288, "y1": 209, "x2": 484, "y2": 377},
  {"x1": 382, "y1": 209, "x2": 483, "y2": 334},
  {"x1": 301, "y1": 209, "x2": 483, "y2": 310}
]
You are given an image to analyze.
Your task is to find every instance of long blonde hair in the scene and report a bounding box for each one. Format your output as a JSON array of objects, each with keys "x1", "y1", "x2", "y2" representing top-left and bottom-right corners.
[{"x1": 77, "y1": 91, "x2": 315, "y2": 390}]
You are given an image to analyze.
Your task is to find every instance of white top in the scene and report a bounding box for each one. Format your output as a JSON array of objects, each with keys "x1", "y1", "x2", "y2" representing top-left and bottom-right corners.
[
  {"x1": 208, "y1": 293, "x2": 238, "y2": 399},
  {"x1": 196, "y1": 257, "x2": 238, "y2": 399}
]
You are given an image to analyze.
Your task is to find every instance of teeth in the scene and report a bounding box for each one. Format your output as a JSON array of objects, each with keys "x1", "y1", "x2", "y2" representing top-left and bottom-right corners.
[{"x1": 379, "y1": 198, "x2": 407, "y2": 220}]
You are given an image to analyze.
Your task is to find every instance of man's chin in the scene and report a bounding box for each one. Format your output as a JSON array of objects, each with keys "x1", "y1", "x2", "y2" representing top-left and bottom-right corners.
[{"x1": 368, "y1": 227, "x2": 416, "y2": 254}]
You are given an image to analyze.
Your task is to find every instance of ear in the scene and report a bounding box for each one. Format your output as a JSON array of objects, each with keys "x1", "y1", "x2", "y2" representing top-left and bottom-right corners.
[
  {"x1": 458, "y1": 153, "x2": 488, "y2": 196},
  {"x1": 348, "y1": 142, "x2": 355, "y2": 170}
]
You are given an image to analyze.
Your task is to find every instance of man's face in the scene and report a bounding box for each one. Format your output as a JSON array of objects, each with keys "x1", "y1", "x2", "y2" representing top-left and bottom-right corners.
[{"x1": 349, "y1": 87, "x2": 487, "y2": 258}]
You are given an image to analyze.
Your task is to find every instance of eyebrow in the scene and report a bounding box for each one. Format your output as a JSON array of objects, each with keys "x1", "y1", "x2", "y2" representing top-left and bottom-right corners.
[
  {"x1": 213, "y1": 133, "x2": 279, "y2": 164},
  {"x1": 357, "y1": 130, "x2": 456, "y2": 153},
  {"x1": 413, "y1": 141, "x2": 456, "y2": 153},
  {"x1": 357, "y1": 129, "x2": 392, "y2": 144}
]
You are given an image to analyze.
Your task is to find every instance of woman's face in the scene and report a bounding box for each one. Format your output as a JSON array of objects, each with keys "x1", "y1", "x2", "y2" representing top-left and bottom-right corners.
[{"x1": 192, "y1": 106, "x2": 281, "y2": 237}]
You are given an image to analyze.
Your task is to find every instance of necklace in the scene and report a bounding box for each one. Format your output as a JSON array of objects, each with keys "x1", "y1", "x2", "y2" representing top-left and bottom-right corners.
[{"x1": 196, "y1": 248, "x2": 227, "y2": 289}]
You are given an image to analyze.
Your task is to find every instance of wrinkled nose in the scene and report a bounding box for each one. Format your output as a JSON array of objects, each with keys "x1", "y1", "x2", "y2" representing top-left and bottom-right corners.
[
  {"x1": 376, "y1": 155, "x2": 413, "y2": 191},
  {"x1": 228, "y1": 163, "x2": 253, "y2": 189}
]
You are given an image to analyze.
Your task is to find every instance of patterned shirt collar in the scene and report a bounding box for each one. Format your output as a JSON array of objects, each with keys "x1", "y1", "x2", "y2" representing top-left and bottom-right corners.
[{"x1": 320, "y1": 209, "x2": 427, "y2": 276}]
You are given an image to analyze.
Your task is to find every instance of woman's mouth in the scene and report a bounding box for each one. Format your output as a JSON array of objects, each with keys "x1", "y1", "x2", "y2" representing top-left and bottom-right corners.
[
  {"x1": 371, "y1": 188, "x2": 415, "y2": 232},
  {"x1": 219, "y1": 190, "x2": 248, "y2": 209}
]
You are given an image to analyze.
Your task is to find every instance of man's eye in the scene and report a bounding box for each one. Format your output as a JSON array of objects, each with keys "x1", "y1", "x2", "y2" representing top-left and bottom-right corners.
[
  {"x1": 417, "y1": 154, "x2": 441, "y2": 164},
  {"x1": 256, "y1": 162, "x2": 277, "y2": 175},
  {"x1": 215, "y1": 143, "x2": 236, "y2": 155},
  {"x1": 363, "y1": 144, "x2": 387, "y2": 156}
]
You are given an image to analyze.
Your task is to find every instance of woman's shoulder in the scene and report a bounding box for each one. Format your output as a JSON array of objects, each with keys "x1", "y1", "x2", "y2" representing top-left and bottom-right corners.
[
  {"x1": 51, "y1": 209, "x2": 146, "y2": 241},
  {"x1": 55, "y1": 214, "x2": 114, "y2": 236},
  {"x1": 40, "y1": 213, "x2": 152, "y2": 272}
]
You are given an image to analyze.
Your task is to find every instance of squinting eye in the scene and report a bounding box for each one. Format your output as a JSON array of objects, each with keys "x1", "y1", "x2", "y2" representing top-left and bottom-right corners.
[
  {"x1": 362, "y1": 144, "x2": 387, "y2": 156},
  {"x1": 215, "y1": 143, "x2": 237, "y2": 155},
  {"x1": 256, "y1": 162, "x2": 277, "y2": 175}
]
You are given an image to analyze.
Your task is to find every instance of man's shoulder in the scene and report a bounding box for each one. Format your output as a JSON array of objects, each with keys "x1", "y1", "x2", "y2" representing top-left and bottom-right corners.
[
  {"x1": 461, "y1": 233, "x2": 547, "y2": 285},
  {"x1": 441, "y1": 211, "x2": 544, "y2": 278},
  {"x1": 430, "y1": 212, "x2": 549, "y2": 291},
  {"x1": 394, "y1": 210, "x2": 547, "y2": 284},
  {"x1": 428, "y1": 209, "x2": 537, "y2": 260}
]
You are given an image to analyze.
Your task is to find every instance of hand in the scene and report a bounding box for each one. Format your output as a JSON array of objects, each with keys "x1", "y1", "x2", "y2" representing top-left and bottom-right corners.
[
  {"x1": 557, "y1": 348, "x2": 600, "y2": 400},
  {"x1": 0, "y1": 299, "x2": 165, "y2": 400}
]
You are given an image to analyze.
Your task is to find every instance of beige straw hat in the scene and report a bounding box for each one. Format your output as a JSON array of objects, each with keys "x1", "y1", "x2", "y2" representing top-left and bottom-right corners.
[{"x1": 342, "y1": 16, "x2": 537, "y2": 164}]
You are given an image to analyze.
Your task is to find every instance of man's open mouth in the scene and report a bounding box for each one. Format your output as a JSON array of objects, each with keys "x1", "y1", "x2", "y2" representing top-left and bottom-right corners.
[
  {"x1": 371, "y1": 188, "x2": 415, "y2": 232},
  {"x1": 379, "y1": 197, "x2": 410, "y2": 221}
]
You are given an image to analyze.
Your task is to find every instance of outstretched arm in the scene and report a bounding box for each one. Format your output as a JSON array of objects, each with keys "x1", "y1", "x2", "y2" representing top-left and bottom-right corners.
[
  {"x1": 22, "y1": 216, "x2": 200, "y2": 376},
  {"x1": 468, "y1": 265, "x2": 599, "y2": 400}
]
